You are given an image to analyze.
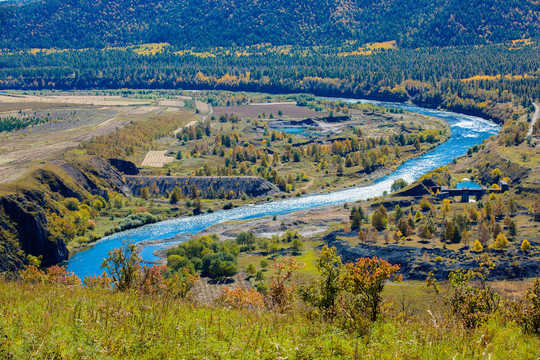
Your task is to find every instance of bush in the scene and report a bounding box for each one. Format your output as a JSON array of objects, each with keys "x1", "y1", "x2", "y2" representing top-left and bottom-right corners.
[
  {"x1": 269, "y1": 257, "x2": 305, "y2": 311},
  {"x1": 420, "y1": 197, "x2": 431, "y2": 211},
  {"x1": 202, "y1": 252, "x2": 238, "y2": 279},
  {"x1": 217, "y1": 287, "x2": 264, "y2": 310},
  {"x1": 168, "y1": 255, "x2": 195, "y2": 274},
  {"x1": 493, "y1": 233, "x2": 508, "y2": 249},
  {"x1": 371, "y1": 205, "x2": 388, "y2": 230},
  {"x1": 246, "y1": 263, "x2": 257, "y2": 276},
  {"x1": 64, "y1": 198, "x2": 80, "y2": 211},
  {"x1": 430, "y1": 258, "x2": 500, "y2": 328},
  {"x1": 118, "y1": 213, "x2": 159, "y2": 231},
  {"x1": 518, "y1": 278, "x2": 540, "y2": 334},
  {"x1": 339, "y1": 257, "x2": 401, "y2": 322},
  {"x1": 521, "y1": 239, "x2": 531, "y2": 252},
  {"x1": 473, "y1": 240, "x2": 484, "y2": 252},
  {"x1": 19, "y1": 265, "x2": 80, "y2": 286},
  {"x1": 83, "y1": 272, "x2": 113, "y2": 288},
  {"x1": 391, "y1": 178, "x2": 408, "y2": 192}
]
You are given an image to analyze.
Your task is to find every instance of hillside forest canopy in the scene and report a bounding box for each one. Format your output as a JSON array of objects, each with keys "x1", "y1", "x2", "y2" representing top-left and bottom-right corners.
[{"x1": 0, "y1": 0, "x2": 539, "y2": 49}]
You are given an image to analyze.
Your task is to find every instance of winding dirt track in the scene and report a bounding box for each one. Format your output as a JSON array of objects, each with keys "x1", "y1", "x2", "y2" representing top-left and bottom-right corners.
[
  {"x1": 527, "y1": 103, "x2": 539, "y2": 137},
  {"x1": 0, "y1": 106, "x2": 150, "y2": 183}
]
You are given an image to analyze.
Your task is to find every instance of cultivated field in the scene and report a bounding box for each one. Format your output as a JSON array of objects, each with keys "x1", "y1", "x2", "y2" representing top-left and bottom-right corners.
[
  {"x1": 0, "y1": 94, "x2": 153, "y2": 106},
  {"x1": 157, "y1": 99, "x2": 186, "y2": 107},
  {"x1": 0, "y1": 92, "x2": 189, "y2": 183},
  {"x1": 195, "y1": 100, "x2": 210, "y2": 114},
  {"x1": 140, "y1": 150, "x2": 175, "y2": 167}
]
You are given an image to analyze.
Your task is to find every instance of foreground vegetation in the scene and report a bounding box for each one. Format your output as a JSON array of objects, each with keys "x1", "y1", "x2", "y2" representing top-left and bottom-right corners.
[{"x1": 2, "y1": 245, "x2": 540, "y2": 359}]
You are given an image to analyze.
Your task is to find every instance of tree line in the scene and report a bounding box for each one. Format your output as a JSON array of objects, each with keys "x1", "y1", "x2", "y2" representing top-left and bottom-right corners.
[{"x1": 0, "y1": 42, "x2": 539, "y2": 123}]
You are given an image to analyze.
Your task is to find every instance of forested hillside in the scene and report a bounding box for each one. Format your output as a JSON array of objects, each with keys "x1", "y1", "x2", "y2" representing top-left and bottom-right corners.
[
  {"x1": 1, "y1": 42, "x2": 538, "y2": 123},
  {"x1": 0, "y1": 0, "x2": 539, "y2": 49}
]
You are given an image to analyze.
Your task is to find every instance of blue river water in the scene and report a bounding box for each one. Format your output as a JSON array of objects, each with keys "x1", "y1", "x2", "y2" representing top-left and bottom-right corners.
[{"x1": 67, "y1": 98, "x2": 500, "y2": 279}]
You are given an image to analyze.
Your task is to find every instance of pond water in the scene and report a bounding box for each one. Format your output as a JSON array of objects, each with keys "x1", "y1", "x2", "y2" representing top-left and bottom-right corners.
[
  {"x1": 456, "y1": 181, "x2": 482, "y2": 189},
  {"x1": 67, "y1": 97, "x2": 500, "y2": 279},
  {"x1": 275, "y1": 127, "x2": 307, "y2": 135}
]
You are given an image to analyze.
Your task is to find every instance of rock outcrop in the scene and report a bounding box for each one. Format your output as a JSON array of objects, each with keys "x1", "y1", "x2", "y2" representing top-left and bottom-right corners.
[
  {"x1": 125, "y1": 176, "x2": 280, "y2": 198},
  {"x1": 0, "y1": 191, "x2": 68, "y2": 267},
  {"x1": 324, "y1": 230, "x2": 540, "y2": 281},
  {"x1": 108, "y1": 158, "x2": 139, "y2": 175},
  {"x1": 57, "y1": 156, "x2": 130, "y2": 199}
]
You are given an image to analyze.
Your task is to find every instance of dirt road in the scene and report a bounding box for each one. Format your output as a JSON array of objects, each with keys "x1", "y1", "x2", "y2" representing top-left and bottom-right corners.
[
  {"x1": 527, "y1": 103, "x2": 539, "y2": 138},
  {"x1": 0, "y1": 106, "x2": 156, "y2": 183}
]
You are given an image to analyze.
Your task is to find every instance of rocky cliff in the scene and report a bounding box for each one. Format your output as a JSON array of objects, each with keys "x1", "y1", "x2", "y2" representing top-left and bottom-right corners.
[
  {"x1": 0, "y1": 191, "x2": 68, "y2": 268},
  {"x1": 0, "y1": 157, "x2": 128, "y2": 270},
  {"x1": 125, "y1": 176, "x2": 280, "y2": 199}
]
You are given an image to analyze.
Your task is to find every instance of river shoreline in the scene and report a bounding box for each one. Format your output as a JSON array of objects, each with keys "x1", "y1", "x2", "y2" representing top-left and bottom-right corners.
[{"x1": 67, "y1": 96, "x2": 500, "y2": 279}]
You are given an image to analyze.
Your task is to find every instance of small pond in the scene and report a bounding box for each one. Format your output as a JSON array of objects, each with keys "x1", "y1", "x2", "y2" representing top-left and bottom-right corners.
[
  {"x1": 274, "y1": 127, "x2": 307, "y2": 135},
  {"x1": 456, "y1": 181, "x2": 482, "y2": 189}
]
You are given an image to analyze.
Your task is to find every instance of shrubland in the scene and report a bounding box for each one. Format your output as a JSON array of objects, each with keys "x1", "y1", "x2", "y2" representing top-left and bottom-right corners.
[{"x1": 1, "y1": 243, "x2": 539, "y2": 359}]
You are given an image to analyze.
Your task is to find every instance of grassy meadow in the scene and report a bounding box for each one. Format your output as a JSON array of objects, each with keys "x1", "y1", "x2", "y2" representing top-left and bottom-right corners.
[{"x1": 0, "y1": 278, "x2": 539, "y2": 359}]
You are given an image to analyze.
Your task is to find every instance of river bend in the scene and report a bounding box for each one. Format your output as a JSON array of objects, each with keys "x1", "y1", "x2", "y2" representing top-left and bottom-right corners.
[{"x1": 67, "y1": 98, "x2": 500, "y2": 279}]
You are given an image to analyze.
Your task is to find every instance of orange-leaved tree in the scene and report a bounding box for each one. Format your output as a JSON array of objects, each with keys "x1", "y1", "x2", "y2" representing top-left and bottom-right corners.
[
  {"x1": 217, "y1": 287, "x2": 265, "y2": 311},
  {"x1": 339, "y1": 257, "x2": 401, "y2": 322},
  {"x1": 268, "y1": 257, "x2": 305, "y2": 311},
  {"x1": 19, "y1": 265, "x2": 80, "y2": 286}
]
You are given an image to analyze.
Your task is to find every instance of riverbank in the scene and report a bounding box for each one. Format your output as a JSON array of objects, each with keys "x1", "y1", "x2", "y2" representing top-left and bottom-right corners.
[{"x1": 66, "y1": 97, "x2": 500, "y2": 279}]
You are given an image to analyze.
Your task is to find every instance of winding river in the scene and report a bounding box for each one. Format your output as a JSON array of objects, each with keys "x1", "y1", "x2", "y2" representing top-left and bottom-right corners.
[{"x1": 67, "y1": 98, "x2": 501, "y2": 279}]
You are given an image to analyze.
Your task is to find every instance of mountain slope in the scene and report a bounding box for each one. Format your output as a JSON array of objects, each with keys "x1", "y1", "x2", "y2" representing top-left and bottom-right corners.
[{"x1": 0, "y1": 0, "x2": 539, "y2": 49}]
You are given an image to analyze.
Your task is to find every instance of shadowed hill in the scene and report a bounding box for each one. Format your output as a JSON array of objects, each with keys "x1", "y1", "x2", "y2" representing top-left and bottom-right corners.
[{"x1": 0, "y1": 0, "x2": 539, "y2": 49}]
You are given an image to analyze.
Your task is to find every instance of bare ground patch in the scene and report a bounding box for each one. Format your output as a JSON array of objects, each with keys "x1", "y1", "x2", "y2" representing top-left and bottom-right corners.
[
  {"x1": 173, "y1": 120, "x2": 198, "y2": 135},
  {"x1": 213, "y1": 104, "x2": 324, "y2": 119},
  {"x1": 190, "y1": 272, "x2": 253, "y2": 305}
]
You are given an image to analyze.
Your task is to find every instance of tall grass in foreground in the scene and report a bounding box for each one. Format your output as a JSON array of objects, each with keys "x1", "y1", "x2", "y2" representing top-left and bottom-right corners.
[{"x1": 0, "y1": 279, "x2": 538, "y2": 359}]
